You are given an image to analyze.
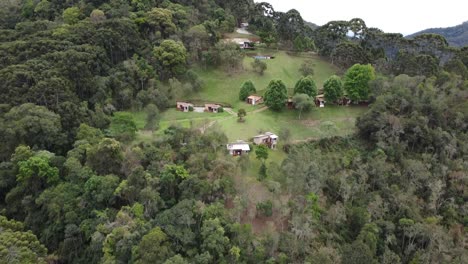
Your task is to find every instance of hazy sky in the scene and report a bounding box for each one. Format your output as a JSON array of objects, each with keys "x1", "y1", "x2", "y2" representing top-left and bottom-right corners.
[{"x1": 256, "y1": 0, "x2": 468, "y2": 35}]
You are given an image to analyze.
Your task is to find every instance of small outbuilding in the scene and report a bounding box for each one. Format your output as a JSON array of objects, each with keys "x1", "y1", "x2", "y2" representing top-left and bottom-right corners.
[
  {"x1": 315, "y1": 94, "x2": 325, "y2": 108},
  {"x1": 177, "y1": 102, "x2": 193, "y2": 112},
  {"x1": 286, "y1": 98, "x2": 294, "y2": 109},
  {"x1": 227, "y1": 140, "x2": 251, "y2": 156},
  {"x1": 205, "y1": 104, "x2": 222, "y2": 113},
  {"x1": 253, "y1": 132, "x2": 278, "y2": 149},
  {"x1": 247, "y1": 95, "x2": 263, "y2": 106}
]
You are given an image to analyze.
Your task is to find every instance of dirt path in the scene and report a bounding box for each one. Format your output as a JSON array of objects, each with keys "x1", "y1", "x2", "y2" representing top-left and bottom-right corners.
[
  {"x1": 224, "y1": 107, "x2": 237, "y2": 116},
  {"x1": 199, "y1": 115, "x2": 234, "y2": 133},
  {"x1": 249, "y1": 106, "x2": 268, "y2": 114}
]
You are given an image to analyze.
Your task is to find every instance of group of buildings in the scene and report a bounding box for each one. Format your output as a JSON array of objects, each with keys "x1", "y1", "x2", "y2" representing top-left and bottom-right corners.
[
  {"x1": 176, "y1": 102, "x2": 222, "y2": 113},
  {"x1": 226, "y1": 132, "x2": 278, "y2": 156}
]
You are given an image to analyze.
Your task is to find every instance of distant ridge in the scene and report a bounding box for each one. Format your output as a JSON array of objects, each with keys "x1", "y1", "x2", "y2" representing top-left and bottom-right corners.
[{"x1": 406, "y1": 21, "x2": 468, "y2": 47}]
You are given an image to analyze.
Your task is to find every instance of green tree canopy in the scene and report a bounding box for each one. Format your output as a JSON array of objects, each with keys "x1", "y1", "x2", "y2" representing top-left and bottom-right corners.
[
  {"x1": 251, "y1": 59, "x2": 267, "y2": 75},
  {"x1": 293, "y1": 93, "x2": 314, "y2": 119},
  {"x1": 294, "y1": 76, "x2": 318, "y2": 97},
  {"x1": 343, "y1": 64, "x2": 375, "y2": 102},
  {"x1": 62, "y1": 7, "x2": 81, "y2": 25},
  {"x1": 264, "y1": 80, "x2": 288, "y2": 111},
  {"x1": 153, "y1": 40, "x2": 187, "y2": 79},
  {"x1": 323, "y1": 75, "x2": 344, "y2": 103},
  {"x1": 239, "y1": 80, "x2": 257, "y2": 101},
  {"x1": 133, "y1": 227, "x2": 174, "y2": 264},
  {"x1": 0, "y1": 216, "x2": 47, "y2": 263},
  {"x1": 255, "y1": 145, "x2": 269, "y2": 164}
]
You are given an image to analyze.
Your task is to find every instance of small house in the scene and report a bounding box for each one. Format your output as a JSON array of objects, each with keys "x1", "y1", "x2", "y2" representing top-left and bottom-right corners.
[
  {"x1": 177, "y1": 102, "x2": 193, "y2": 112},
  {"x1": 253, "y1": 132, "x2": 278, "y2": 149},
  {"x1": 227, "y1": 140, "x2": 250, "y2": 156},
  {"x1": 315, "y1": 95, "x2": 325, "y2": 108},
  {"x1": 205, "y1": 103, "x2": 222, "y2": 113},
  {"x1": 247, "y1": 95, "x2": 263, "y2": 106}
]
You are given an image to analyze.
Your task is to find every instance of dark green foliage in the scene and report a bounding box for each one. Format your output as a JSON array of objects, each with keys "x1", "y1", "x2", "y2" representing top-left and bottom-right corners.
[
  {"x1": 239, "y1": 81, "x2": 257, "y2": 101},
  {"x1": 255, "y1": 145, "x2": 269, "y2": 164},
  {"x1": 237, "y1": 108, "x2": 247, "y2": 122},
  {"x1": 154, "y1": 40, "x2": 188, "y2": 79},
  {"x1": 0, "y1": 216, "x2": 47, "y2": 263},
  {"x1": 264, "y1": 80, "x2": 288, "y2": 111},
  {"x1": 323, "y1": 75, "x2": 344, "y2": 103},
  {"x1": 144, "y1": 103, "x2": 159, "y2": 131},
  {"x1": 331, "y1": 41, "x2": 370, "y2": 69},
  {"x1": 299, "y1": 60, "x2": 315, "y2": 76},
  {"x1": 0, "y1": 2, "x2": 466, "y2": 264},
  {"x1": 294, "y1": 76, "x2": 318, "y2": 97},
  {"x1": 256, "y1": 200, "x2": 273, "y2": 217},
  {"x1": 109, "y1": 113, "x2": 138, "y2": 142}
]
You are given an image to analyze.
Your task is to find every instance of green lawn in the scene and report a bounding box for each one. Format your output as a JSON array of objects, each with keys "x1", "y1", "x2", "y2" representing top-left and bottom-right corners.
[
  {"x1": 218, "y1": 106, "x2": 367, "y2": 142},
  {"x1": 190, "y1": 49, "x2": 338, "y2": 110},
  {"x1": 117, "y1": 109, "x2": 231, "y2": 143}
]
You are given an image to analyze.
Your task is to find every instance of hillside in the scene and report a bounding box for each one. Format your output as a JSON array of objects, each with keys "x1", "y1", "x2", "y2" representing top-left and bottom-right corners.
[
  {"x1": 407, "y1": 21, "x2": 468, "y2": 47},
  {"x1": 0, "y1": 0, "x2": 467, "y2": 264}
]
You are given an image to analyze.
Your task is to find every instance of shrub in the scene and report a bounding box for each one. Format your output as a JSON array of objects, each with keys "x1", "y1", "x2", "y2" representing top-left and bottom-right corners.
[
  {"x1": 256, "y1": 200, "x2": 273, "y2": 217},
  {"x1": 188, "y1": 105, "x2": 194, "y2": 112}
]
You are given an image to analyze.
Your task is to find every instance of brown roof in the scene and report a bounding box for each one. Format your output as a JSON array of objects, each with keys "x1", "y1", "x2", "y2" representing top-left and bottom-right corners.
[{"x1": 247, "y1": 95, "x2": 262, "y2": 100}]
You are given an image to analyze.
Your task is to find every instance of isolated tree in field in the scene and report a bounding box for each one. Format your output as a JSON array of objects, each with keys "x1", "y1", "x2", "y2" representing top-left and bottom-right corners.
[
  {"x1": 153, "y1": 40, "x2": 187, "y2": 79},
  {"x1": 237, "y1": 109, "x2": 247, "y2": 122},
  {"x1": 251, "y1": 59, "x2": 267, "y2": 75},
  {"x1": 239, "y1": 81, "x2": 256, "y2": 101},
  {"x1": 294, "y1": 76, "x2": 318, "y2": 97},
  {"x1": 293, "y1": 93, "x2": 314, "y2": 119},
  {"x1": 323, "y1": 75, "x2": 344, "y2": 103},
  {"x1": 255, "y1": 145, "x2": 269, "y2": 164},
  {"x1": 299, "y1": 60, "x2": 315, "y2": 76},
  {"x1": 343, "y1": 64, "x2": 375, "y2": 102},
  {"x1": 264, "y1": 80, "x2": 288, "y2": 111}
]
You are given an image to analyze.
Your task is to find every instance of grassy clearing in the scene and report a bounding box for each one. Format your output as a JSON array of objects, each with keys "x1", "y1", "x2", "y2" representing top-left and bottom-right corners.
[
  {"x1": 191, "y1": 49, "x2": 338, "y2": 110},
  {"x1": 118, "y1": 109, "x2": 231, "y2": 142},
  {"x1": 218, "y1": 106, "x2": 367, "y2": 142}
]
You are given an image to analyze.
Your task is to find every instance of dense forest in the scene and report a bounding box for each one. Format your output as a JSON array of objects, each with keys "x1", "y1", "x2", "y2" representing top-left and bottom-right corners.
[
  {"x1": 0, "y1": 0, "x2": 467, "y2": 263},
  {"x1": 407, "y1": 21, "x2": 468, "y2": 47}
]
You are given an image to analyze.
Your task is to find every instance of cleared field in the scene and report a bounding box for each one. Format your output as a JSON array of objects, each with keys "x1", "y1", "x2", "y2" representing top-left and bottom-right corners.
[
  {"x1": 218, "y1": 105, "x2": 367, "y2": 142},
  {"x1": 190, "y1": 49, "x2": 338, "y2": 110}
]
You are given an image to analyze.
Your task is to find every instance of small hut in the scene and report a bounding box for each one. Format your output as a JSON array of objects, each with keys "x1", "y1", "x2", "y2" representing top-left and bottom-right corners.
[
  {"x1": 176, "y1": 102, "x2": 193, "y2": 112},
  {"x1": 247, "y1": 95, "x2": 263, "y2": 105},
  {"x1": 227, "y1": 140, "x2": 251, "y2": 156},
  {"x1": 205, "y1": 104, "x2": 222, "y2": 113},
  {"x1": 315, "y1": 95, "x2": 325, "y2": 107},
  {"x1": 253, "y1": 132, "x2": 279, "y2": 149}
]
